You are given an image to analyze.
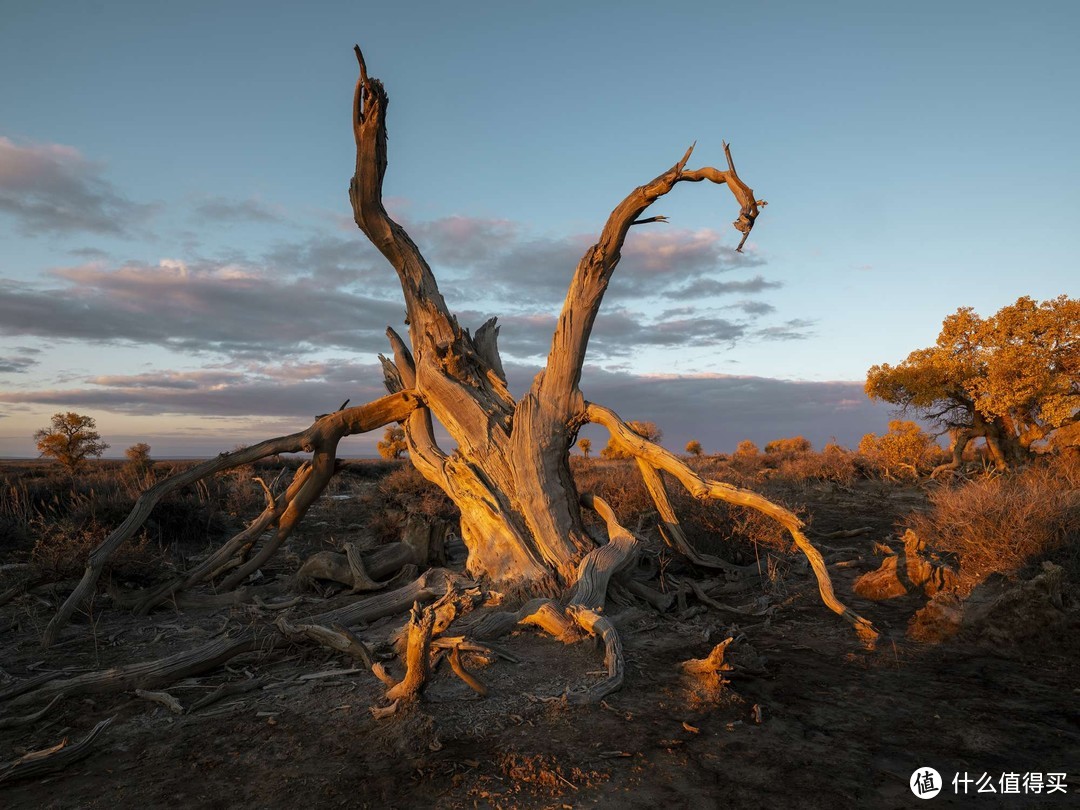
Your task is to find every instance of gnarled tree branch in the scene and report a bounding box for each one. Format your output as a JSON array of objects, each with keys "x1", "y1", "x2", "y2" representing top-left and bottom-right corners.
[
  {"x1": 585, "y1": 402, "x2": 877, "y2": 645},
  {"x1": 42, "y1": 390, "x2": 421, "y2": 647}
]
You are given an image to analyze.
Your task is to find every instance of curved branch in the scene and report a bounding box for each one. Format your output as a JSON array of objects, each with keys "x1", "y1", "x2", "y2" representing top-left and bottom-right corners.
[
  {"x1": 585, "y1": 402, "x2": 877, "y2": 645},
  {"x1": 533, "y1": 142, "x2": 764, "y2": 419},
  {"x1": 41, "y1": 390, "x2": 421, "y2": 648},
  {"x1": 634, "y1": 459, "x2": 742, "y2": 573},
  {"x1": 133, "y1": 461, "x2": 316, "y2": 614}
]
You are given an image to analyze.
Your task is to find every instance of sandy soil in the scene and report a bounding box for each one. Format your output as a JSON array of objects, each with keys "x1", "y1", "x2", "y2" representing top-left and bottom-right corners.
[{"x1": 2, "y1": 480, "x2": 1077, "y2": 808}]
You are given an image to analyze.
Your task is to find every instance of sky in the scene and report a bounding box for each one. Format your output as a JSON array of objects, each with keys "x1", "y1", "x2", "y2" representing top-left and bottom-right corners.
[{"x1": 0, "y1": 0, "x2": 1077, "y2": 458}]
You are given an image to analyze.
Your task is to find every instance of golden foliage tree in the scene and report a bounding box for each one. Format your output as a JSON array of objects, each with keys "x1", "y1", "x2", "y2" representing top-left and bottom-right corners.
[
  {"x1": 577, "y1": 437, "x2": 592, "y2": 458},
  {"x1": 866, "y1": 296, "x2": 1078, "y2": 473},
  {"x1": 124, "y1": 442, "x2": 153, "y2": 475},
  {"x1": 34, "y1": 412, "x2": 109, "y2": 473},
  {"x1": 685, "y1": 440, "x2": 703, "y2": 457},
  {"x1": 858, "y1": 420, "x2": 936, "y2": 480},
  {"x1": 376, "y1": 426, "x2": 408, "y2": 459}
]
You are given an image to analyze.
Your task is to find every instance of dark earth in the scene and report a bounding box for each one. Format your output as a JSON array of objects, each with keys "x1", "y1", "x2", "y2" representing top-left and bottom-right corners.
[{"x1": 2, "y1": 467, "x2": 1077, "y2": 809}]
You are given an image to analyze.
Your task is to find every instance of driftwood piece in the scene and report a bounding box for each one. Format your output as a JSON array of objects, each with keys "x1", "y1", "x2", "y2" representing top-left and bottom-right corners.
[
  {"x1": 384, "y1": 602, "x2": 435, "y2": 702},
  {"x1": 297, "y1": 541, "x2": 419, "y2": 591},
  {"x1": 447, "y1": 645, "x2": 487, "y2": 696},
  {"x1": 0, "y1": 716, "x2": 113, "y2": 784},
  {"x1": 681, "y1": 638, "x2": 735, "y2": 676},
  {"x1": 274, "y1": 616, "x2": 376, "y2": 669}
]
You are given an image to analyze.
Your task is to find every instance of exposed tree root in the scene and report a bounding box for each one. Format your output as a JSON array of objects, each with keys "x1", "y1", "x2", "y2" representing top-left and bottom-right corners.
[
  {"x1": 564, "y1": 605, "x2": 624, "y2": 704},
  {"x1": 384, "y1": 602, "x2": 435, "y2": 703}
]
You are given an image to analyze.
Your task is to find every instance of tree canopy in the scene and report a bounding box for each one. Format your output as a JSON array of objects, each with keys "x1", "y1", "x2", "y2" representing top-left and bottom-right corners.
[
  {"x1": 866, "y1": 295, "x2": 1078, "y2": 471},
  {"x1": 35, "y1": 412, "x2": 109, "y2": 473}
]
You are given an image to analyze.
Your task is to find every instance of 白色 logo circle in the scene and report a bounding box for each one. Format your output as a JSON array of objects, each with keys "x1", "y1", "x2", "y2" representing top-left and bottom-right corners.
[{"x1": 910, "y1": 767, "x2": 943, "y2": 799}]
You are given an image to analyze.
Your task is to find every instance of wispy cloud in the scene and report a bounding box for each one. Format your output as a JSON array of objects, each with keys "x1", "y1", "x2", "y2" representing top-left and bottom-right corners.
[
  {"x1": 191, "y1": 196, "x2": 285, "y2": 224},
  {"x1": 0, "y1": 259, "x2": 405, "y2": 358},
  {"x1": 666, "y1": 274, "x2": 781, "y2": 300},
  {"x1": 0, "y1": 356, "x2": 38, "y2": 374},
  {"x1": 0, "y1": 136, "x2": 156, "y2": 236},
  {"x1": 0, "y1": 359, "x2": 890, "y2": 452}
]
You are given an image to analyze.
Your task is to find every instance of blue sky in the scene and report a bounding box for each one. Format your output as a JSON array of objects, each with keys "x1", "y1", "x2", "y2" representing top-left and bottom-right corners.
[{"x1": 1, "y1": 1, "x2": 1077, "y2": 457}]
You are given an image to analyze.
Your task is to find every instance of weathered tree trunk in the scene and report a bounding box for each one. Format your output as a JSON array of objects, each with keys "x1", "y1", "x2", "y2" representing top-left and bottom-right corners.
[
  {"x1": 40, "y1": 45, "x2": 872, "y2": 657},
  {"x1": 349, "y1": 47, "x2": 765, "y2": 594}
]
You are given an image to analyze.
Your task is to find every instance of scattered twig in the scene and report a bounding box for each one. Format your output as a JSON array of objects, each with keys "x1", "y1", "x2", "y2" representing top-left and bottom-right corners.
[
  {"x1": 134, "y1": 689, "x2": 184, "y2": 714},
  {"x1": 447, "y1": 646, "x2": 488, "y2": 696},
  {"x1": 0, "y1": 716, "x2": 114, "y2": 784},
  {"x1": 188, "y1": 677, "x2": 267, "y2": 713}
]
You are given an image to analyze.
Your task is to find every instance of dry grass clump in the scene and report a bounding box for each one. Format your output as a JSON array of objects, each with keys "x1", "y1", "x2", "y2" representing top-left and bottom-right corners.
[
  {"x1": 571, "y1": 457, "x2": 796, "y2": 563},
  {"x1": 903, "y1": 456, "x2": 1080, "y2": 585},
  {"x1": 357, "y1": 463, "x2": 459, "y2": 544},
  {"x1": 0, "y1": 459, "x2": 277, "y2": 579}
]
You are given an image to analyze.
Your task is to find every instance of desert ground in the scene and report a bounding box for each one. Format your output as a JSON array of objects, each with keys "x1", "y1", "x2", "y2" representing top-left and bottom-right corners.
[{"x1": 1, "y1": 453, "x2": 1077, "y2": 808}]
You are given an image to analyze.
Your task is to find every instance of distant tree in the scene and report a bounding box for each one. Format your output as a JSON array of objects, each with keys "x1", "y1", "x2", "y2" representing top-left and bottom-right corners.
[
  {"x1": 867, "y1": 295, "x2": 1078, "y2": 473},
  {"x1": 685, "y1": 440, "x2": 703, "y2": 457},
  {"x1": 764, "y1": 436, "x2": 812, "y2": 456},
  {"x1": 376, "y1": 426, "x2": 407, "y2": 459},
  {"x1": 124, "y1": 442, "x2": 154, "y2": 475},
  {"x1": 577, "y1": 437, "x2": 592, "y2": 458},
  {"x1": 733, "y1": 439, "x2": 759, "y2": 458},
  {"x1": 600, "y1": 421, "x2": 662, "y2": 459},
  {"x1": 858, "y1": 420, "x2": 936, "y2": 480},
  {"x1": 34, "y1": 412, "x2": 109, "y2": 473}
]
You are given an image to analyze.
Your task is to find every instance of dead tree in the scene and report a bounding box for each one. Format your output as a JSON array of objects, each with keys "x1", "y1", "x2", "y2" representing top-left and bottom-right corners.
[{"x1": 41, "y1": 46, "x2": 874, "y2": 667}]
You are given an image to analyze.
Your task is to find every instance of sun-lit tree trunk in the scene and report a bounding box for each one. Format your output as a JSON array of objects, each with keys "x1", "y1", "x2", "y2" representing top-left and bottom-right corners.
[
  {"x1": 42, "y1": 45, "x2": 873, "y2": 655},
  {"x1": 348, "y1": 47, "x2": 768, "y2": 592}
]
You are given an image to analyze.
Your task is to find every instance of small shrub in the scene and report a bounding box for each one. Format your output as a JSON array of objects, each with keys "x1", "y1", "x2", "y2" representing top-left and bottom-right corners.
[
  {"x1": 764, "y1": 436, "x2": 812, "y2": 458},
  {"x1": 858, "y1": 420, "x2": 938, "y2": 480}
]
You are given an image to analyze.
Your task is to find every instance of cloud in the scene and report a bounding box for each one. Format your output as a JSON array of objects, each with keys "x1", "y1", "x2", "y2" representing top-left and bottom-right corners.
[
  {"x1": 410, "y1": 215, "x2": 520, "y2": 266},
  {"x1": 455, "y1": 308, "x2": 746, "y2": 361},
  {"x1": 0, "y1": 360, "x2": 892, "y2": 453},
  {"x1": 0, "y1": 259, "x2": 406, "y2": 358},
  {"x1": 666, "y1": 274, "x2": 781, "y2": 300},
  {"x1": 0, "y1": 136, "x2": 155, "y2": 236},
  {"x1": 754, "y1": 319, "x2": 816, "y2": 341},
  {"x1": 0, "y1": 356, "x2": 38, "y2": 374},
  {"x1": 406, "y1": 217, "x2": 769, "y2": 306},
  {"x1": 264, "y1": 233, "x2": 388, "y2": 286},
  {"x1": 0, "y1": 361, "x2": 388, "y2": 418},
  {"x1": 732, "y1": 300, "x2": 776, "y2": 316},
  {"x1": 191, "y1": 196, "x2": 284, "y2": 224}
]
